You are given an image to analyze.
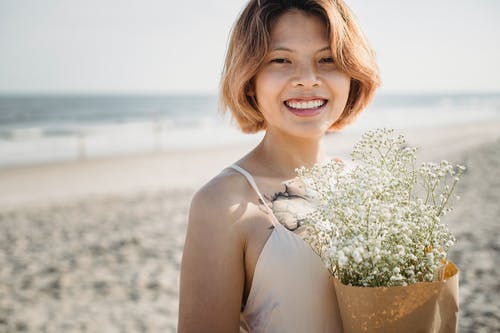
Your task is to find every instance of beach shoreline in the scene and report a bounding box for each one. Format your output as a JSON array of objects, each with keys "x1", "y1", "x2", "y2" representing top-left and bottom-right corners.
[{"x1": 1, "y1": 120, "x2": 500, "y2": 211}]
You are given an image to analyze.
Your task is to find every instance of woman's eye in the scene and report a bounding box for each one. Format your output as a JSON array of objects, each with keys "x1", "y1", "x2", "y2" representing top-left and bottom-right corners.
[
  {"x1": 271, "y1": 58, "x2": 290, "y2": 64},
  {"x1": 320, "y1": 57, "x2": 334, "y2": 63}
]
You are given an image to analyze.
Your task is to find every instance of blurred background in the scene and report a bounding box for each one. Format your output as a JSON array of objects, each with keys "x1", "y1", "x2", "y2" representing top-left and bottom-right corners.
[{"x1": 0, "y1": 0, "x2": 499, "y2": 332}]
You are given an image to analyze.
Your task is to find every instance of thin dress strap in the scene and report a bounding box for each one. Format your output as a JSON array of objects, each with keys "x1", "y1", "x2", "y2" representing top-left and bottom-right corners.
[{"x1": 229, "y1": 164, "x2": 276, "y2": 224}]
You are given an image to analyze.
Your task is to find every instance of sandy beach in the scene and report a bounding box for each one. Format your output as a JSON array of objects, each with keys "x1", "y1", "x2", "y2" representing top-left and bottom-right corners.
[{"x1": 1, "y1": 121, "x2": 500, "y2": 332}]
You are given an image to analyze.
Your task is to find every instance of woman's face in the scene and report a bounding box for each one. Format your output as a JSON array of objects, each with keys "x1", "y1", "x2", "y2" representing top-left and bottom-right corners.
[{"x1": 253, "y1": 10, "x2": 351, "y2": 139}]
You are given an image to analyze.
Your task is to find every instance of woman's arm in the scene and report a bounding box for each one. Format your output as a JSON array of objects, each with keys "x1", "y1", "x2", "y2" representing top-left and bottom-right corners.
[{"x1": 178, "y1": 181, "x2": 246, "y2": 332}]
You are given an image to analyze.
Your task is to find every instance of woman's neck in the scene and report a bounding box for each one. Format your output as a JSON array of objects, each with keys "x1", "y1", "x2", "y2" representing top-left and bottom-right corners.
[{"x1": 250, "y1": 129, "x2": 327, "y2": 180}]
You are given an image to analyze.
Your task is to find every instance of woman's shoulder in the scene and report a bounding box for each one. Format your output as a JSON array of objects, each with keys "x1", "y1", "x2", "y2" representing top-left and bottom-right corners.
[
  {"x1": 189, "y1": 167, "x2": 255, "y2": 227},
  {"x1": 193, "y1": 167, "x2": 251, "y2": 203}
]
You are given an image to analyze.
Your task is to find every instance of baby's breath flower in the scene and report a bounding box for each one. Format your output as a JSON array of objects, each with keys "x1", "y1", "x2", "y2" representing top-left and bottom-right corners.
[
  {"x1": 337, "y1": 250, "x2": 348, "y2": 267},
  {"x1": 352, "y1": 249, "x2": 363, "y2": 264},
  {"x1": 297, "y1": 128, "x2": 463, "y2": 287}
]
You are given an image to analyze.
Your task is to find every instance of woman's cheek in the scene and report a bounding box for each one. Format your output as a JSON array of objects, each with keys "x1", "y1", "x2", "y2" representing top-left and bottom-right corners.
[
  {"x1": 327, "y1": 72, "x2": 351, "y2": 92},
  {"x1": 257, "y1": 69, "x2": 289, "y2": 88}
]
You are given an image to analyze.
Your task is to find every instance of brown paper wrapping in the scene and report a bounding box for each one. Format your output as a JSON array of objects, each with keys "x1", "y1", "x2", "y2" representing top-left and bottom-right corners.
[{"x1": 333, "y1": 262, "x2": 459, "y2": 333}]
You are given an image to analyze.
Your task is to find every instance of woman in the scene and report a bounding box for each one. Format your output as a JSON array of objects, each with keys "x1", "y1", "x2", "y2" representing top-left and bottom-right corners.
[{"x1": 179, "y1": 0, "x2": 379, "y2": 331}]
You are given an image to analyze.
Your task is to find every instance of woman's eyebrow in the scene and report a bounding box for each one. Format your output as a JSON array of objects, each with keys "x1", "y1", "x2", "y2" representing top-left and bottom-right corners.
[{"x1": 271, "y1": 46, "x2": 331, "y2": 52}]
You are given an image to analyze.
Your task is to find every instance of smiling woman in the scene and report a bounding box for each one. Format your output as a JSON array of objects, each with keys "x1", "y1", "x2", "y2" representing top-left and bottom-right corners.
[
  {"x1": 178, "y1": 1, "x2": 379, "y2": 332},
  {"x1": 219, "y1": 0, "x2": 380, "y2": 134},
  {"x1": 252, "y1": 10, "x2": 351, "y2": 139}
]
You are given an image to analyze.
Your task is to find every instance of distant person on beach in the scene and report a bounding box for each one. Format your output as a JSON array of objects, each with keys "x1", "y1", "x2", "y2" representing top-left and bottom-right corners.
[{"x1": 178, "y1": 0, "x2": 379, "y2": 331}]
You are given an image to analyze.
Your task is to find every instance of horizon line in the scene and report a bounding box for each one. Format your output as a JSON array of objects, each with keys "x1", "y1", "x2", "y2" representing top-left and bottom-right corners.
[{"x1": 1, "y1": 89, "x2": 500, "y2": 97}]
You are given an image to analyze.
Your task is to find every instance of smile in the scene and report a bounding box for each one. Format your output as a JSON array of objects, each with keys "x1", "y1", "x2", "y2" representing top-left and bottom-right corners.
[
  {"x1": 283, "y1": 98, "x2": 328, "y2": 117},
  {"x1": 284, "y1": 99, "x2": 327, "y2": 110}
]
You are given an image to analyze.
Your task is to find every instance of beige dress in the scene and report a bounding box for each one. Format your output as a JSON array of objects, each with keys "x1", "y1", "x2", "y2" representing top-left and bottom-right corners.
[{"x1": 229, "y1": 164, "x2": 343, "y2": 333}]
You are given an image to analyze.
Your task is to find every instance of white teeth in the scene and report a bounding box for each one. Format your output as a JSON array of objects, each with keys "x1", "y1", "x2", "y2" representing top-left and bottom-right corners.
[{"x1": 285, "y1": 99, "x2": 326, "y2": 109}]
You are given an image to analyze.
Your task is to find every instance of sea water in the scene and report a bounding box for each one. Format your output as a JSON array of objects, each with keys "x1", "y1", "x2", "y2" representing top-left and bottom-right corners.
[{"x1": 0, "y1": 93, "x2": 499, "y2": 167}]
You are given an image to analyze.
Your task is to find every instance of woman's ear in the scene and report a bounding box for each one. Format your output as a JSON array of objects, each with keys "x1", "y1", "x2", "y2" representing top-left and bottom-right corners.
[{"x1": 245, "y1": 81, "x2": 255, "y2": 97}]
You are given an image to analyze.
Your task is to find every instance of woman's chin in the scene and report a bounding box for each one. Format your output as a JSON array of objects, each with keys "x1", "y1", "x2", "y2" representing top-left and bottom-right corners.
[{"x1": 275, "y1": 125, "x2": 329, "y2": 140}]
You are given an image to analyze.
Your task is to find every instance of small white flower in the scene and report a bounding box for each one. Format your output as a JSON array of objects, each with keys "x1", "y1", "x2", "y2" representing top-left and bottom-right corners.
[
  {"x1": 352, "y1": 250, "x2": 363, "y2": 264},
  {"x1": 337, "y1": 250, "x2": 348, "y2": 267}
]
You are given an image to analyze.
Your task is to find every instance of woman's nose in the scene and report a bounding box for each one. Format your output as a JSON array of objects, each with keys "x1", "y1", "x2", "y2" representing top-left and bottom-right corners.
[{"x1": 292, "y1": 62, "x2": 321, "y2": 88}]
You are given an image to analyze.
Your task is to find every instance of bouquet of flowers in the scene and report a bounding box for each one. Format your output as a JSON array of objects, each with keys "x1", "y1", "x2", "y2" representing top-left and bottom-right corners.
[{"x1": 296, "y1": 128, "x2": 463, "y2": 333}]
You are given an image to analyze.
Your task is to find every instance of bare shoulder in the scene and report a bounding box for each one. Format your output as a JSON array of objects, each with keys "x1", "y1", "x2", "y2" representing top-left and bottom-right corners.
[{"x1": 190, "y1": 167, "x2": 253, "y2": 228}]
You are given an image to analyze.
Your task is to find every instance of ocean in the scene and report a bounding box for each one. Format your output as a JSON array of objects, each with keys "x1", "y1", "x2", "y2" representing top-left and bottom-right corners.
[{"x1": 1, "y1": 93, "x2": 499, "y2": 167}]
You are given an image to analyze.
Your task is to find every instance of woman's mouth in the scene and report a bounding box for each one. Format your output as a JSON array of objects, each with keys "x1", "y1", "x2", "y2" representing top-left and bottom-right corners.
[{"x1": 284, "y1": 98, "x2": 328, "y2": 117}]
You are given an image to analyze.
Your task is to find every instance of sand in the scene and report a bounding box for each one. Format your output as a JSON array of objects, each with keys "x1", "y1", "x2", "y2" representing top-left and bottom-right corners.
[{"x1": 0, "y1": 121, "x2": 499, "y2": 332}]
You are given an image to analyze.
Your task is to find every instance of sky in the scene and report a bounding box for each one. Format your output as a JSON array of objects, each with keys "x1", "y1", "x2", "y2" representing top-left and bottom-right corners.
[{"x1": 0, "y1": 0, "x2": 499, "y2": 94}]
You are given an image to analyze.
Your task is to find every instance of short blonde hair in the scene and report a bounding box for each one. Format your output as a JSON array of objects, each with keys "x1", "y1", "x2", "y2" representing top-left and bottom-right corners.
[{"x1": 219, "y1": 0, "x2": 381, "y2": 133}]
